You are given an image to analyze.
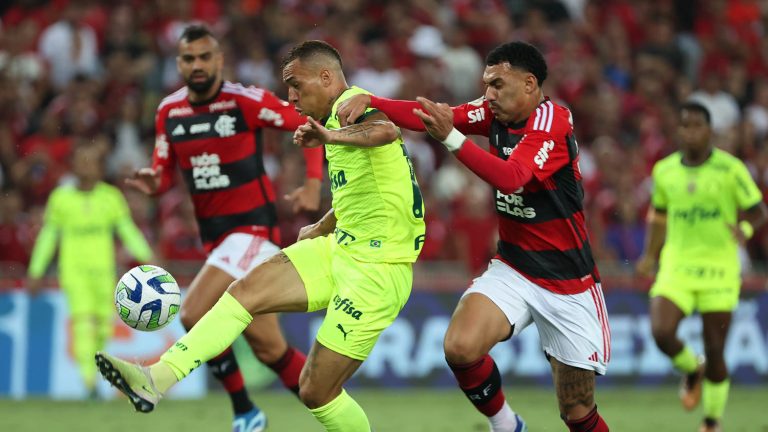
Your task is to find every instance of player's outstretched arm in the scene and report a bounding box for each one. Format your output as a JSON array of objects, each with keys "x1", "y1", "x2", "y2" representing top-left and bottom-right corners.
[
  {"x1": 294, "y1": 115, "x2": 399, "y2": 148},
  {"x1": 338, "y1": 94, "x2": 426, "y2": 131},
  {"x1": 414, "y1": 96, "x2": 534, "y2": 194},
  {"x1": 338, "y1": 94, "x2": 488, "y2": 136}
]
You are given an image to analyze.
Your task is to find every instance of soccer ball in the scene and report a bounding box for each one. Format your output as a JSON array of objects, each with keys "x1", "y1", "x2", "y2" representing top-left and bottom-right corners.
[{"x1": 114, "y1": 265, "x2": 181, "y2": 331}]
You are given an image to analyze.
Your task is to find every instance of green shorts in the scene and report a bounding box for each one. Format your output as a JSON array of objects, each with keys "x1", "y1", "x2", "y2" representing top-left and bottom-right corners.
[
  {"x1": 283, "y1": 234, "x2": 412, "y2": 360},
  {"x1": 649, "y1": 274, "x2": 740, "y2": 316}
]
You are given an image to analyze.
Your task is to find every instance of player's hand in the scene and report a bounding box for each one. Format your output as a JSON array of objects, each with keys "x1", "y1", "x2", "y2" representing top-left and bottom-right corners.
[
  {"x1": 727, "y1": 223, "x2": 748, "y2": 244},
  {"x1": 413, "y1": 96, "x2": 454, "y2": 142},
  {"x1": 297, "y1": 222, "x2": 323, "y2": 241},
  {"x1": 27, "y1": 277, "x2": 44, "y2": 297},
  {"x1": 284, "y1": 178, "x2": 322, "y2": 213},
  {"x1": 635, "y1": 255, "x2": 657, "y2": 278},
  {"x1": 125, "y1": 166, "x2": 162, "y2": 195},
  {"x1": 337, "y1": 94, "x2": 372, "y2": 127},
  {"x1": 294, "y1": 118, "x2": 332, "y2": 148}
]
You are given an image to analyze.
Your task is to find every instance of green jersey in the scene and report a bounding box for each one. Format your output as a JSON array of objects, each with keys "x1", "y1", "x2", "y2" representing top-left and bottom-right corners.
[
  {"x1": 28, "y1": 182, "x2": 152, "y2": 279},
  {"x1": 651, "y1": 149, "x2": 762, "y2": 285},
  {"x1": 324, "y1": 86, "x2": 426, "y2": 263}
]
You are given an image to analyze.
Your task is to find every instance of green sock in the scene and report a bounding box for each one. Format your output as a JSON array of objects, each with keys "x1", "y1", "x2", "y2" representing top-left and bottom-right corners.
[
  {"x1": 309, "y1": 389, "x2": 371, "y2": 432},
  {"x1": 158, "y1": 292, "x2": 252, "y2": 383},
  {"x1": 703, "y1": 378, "x2": 730, "y2": 420},
  {"x1": 72, "y1": 316, "x2": 97, "y2": 390},
  {"x1": 671, "y1": 346, "x2": 698, "y2": 374}
]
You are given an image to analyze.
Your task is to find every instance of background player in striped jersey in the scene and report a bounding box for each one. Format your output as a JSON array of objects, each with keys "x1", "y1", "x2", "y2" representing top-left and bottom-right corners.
[
  {"x1": 124, "y1": 25, "x2": 324, "y2": 432},
  {"x1": 95, "y1": 40, "x2": 424, "y2": 432},
  {"x1": 338, "y1": 41, "x2": 610, "y2": 432},
  {"x1": 636, "y1": 102, "x2": 767, "y2": 432}
]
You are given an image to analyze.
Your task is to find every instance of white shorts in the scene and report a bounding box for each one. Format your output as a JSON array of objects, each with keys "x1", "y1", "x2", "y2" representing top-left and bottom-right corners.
[
  {"x1": 463, "y1": 259, "x2": 611, "y2": 375},
  {"x1": 206, "y1": 233, "x2": 281, "y2": 279}
]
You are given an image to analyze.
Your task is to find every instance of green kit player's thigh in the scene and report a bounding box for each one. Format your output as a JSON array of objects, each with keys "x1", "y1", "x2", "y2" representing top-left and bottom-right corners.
[
  {"x1": 61, "y1": 269, "x2": 116, "y2": 319},
  {"x1": 650, "y1": 281, "x2": 696, "y2": 316},
  {"x1": 284, "y1": 234, "x2": 413, "y2": 360}
]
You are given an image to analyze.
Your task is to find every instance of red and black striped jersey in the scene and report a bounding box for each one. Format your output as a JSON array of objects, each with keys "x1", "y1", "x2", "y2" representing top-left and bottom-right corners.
[
  {"x1": 454, "y1": 97, "x2": 599, "y2": 294},
  {"x1": 152, "y1": 81, "x2": 322, "y2": 251}
]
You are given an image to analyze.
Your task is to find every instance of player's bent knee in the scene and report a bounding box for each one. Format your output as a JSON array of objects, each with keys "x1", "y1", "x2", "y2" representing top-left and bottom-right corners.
[
  {"x1": 297, "y1": 380, "x2": 336, "y2": 409},
  {"x1": 443, "y1": 331, "x2": 485, "y2": 365},
  {"x1": 243, "y1": 331, "x2": 287, "y2": 364},
  {"x1": 650, "y1": 322, "x2": 676, "y2": 345},
  {"x1": 179, "y1": 305, "x2": 202, "y2": 331}
]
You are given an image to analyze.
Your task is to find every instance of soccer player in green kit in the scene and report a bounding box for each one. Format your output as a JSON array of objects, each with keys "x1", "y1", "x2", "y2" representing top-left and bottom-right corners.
[
  {"x1": 636, "y1": 102, "x2": 767, "y2": 432},
  {"x1": 27, "y1": 143, "x2": 153, "y2": 397},
  {"x1": 95, "y1": 40, "x2": 425, "y2": 432}
]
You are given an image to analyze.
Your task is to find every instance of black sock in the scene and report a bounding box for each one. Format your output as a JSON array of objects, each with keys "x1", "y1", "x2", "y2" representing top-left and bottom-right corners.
[{"x1": 208, "y1": 348, "x2": 254, "y2": 415}]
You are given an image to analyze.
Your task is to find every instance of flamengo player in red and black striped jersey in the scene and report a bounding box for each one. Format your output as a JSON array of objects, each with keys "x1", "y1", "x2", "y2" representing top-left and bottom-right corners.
[
  {"x1": 337, "y1": 42, "x2": 610, "y2": 432},
  {"x1": 126, "y1": 26, "x2": 318, "y2": 431}
]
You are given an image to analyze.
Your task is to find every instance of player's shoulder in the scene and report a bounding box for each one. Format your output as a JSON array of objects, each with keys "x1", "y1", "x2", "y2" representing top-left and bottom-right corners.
[
  {"x1": 94, "y1": 181, "x2": 121, "y2": 195},
  {"x1": 710, "y1": 148, "x2": 747, "y2": 172},
  {"x1": 157, "y1": 86, "x2": 189, "y2": 114},
  {"x1": 49, "y1": 183, "x2": 75, "y2": 198},
  {"x1": 527, "y1": 99, "x2": 572, "y2": 135},
  {"x1": 653, "y1": 152, "x2": 683, "y2": 173},
  {"x1": 221, "y1": 81, "x2": 272, "y2": 104}
]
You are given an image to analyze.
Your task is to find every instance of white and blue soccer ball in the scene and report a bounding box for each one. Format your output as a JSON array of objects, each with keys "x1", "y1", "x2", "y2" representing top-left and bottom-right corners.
[{"x1": 115, "y1": 265, "x2": 181, "y2": 331}]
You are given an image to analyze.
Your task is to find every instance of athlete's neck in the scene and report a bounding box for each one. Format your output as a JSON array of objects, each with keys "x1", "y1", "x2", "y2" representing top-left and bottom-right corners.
[
  {"x1": 188, "y1": 79, "x2": 223, "y2": 104},
  {"x1": 682, "y1": 147, "x2": 713, "y2": 166},
  {"x1": 510, "y1": 91, "x2": 545, "y2": 125},
  {"x1": 322, "y1": 84, "x2": 350, "y2": 120},
  {"x1": 77, "y1": 179, "x2": 97, "y2": 191}
]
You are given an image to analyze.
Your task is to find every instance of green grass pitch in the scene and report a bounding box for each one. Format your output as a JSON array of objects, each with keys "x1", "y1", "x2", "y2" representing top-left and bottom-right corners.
[{"x1": 2, "y1": 386, "x2": 765, "y2": 431}]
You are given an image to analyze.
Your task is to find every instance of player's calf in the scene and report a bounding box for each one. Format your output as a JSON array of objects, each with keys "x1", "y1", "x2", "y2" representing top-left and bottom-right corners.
[
  {"x1": 563, "y1": 405, "x2": 609, "y2": 432},
  {"x1": 552, "y1": 361, "x2": 609, "y2": 431},
  {"x1": 448, "y1": 355, "x2": 526, "y2": 432}
]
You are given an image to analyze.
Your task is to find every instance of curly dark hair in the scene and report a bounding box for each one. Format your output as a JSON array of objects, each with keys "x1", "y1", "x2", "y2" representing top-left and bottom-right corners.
[{"x1": 486, "y1": 41, "x2": 548, "y2": 87}]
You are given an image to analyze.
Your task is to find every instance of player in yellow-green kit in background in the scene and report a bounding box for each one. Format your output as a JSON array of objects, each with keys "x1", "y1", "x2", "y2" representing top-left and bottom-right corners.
[
  {"x1": 95, "y1": 40, "x2": 425, "y2": 432},
  {"x1": 636, "y1": 102, "x2": 767, "y2": 432},
  {"x1": 27, "y1": 143, "x2": 153, "y2": 398}
]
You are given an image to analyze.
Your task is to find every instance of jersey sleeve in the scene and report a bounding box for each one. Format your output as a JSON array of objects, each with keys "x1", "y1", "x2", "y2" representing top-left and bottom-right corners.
[
  {"x1": 152, "y1": 107, "x2": 177, "y2": 195},
  {"x1": 27, "y1": 189, "x2": 62, "y2": 278},
  {"x1": 650, "y1": 163, "x2": 668, "y2": 212},
  {"x1": 733, "y1": 160, "x2": 763, "y2": 210},
  {"x1": 369, "y1": 96, "x2": 492, "y2": 137},
  {"x1": 240, "y1": 87, "x2": 307, "y2": 131},
  {"x1": 450, "y1": 98, "x2": 493, "y2": 137}
]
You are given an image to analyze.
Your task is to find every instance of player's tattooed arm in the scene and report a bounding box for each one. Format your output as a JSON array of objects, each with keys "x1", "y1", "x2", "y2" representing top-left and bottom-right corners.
[
  {"x1": 293, "y1": 112, "x2": 399, "y2": 148},
  {"x1": 330, "y1": 111, "x2": 400, "y2": 147}
]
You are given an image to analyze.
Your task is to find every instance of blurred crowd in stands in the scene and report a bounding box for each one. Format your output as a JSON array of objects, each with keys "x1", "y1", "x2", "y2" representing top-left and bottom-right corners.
[{"x1": 2, "y1": 0, "x2": 768, "y2": 284}]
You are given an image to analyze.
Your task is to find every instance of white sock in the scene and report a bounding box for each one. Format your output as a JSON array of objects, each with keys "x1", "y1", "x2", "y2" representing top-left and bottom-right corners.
[{"x1": 488, "y1": 403, "x2": 521, "y2": 432}]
